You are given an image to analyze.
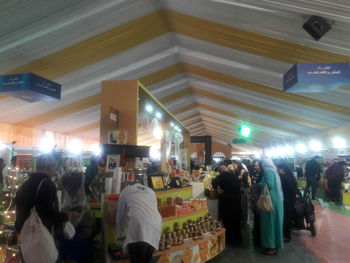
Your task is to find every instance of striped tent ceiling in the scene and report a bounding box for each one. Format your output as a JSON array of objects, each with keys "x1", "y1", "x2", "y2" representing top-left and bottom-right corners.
[{"x1": 1, "y1": 0, "x2": 350, "y2": 151}]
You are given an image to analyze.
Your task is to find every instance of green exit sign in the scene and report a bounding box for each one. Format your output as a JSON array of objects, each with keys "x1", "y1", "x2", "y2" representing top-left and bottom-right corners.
[{"x1": 232, "y1": 138, "x2": 246, "y2": 144}]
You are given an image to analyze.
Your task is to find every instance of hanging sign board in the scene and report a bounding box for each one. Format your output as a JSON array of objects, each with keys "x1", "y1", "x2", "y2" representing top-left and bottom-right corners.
[
  {"x1": 0, "y1": 73, "x2": 61, "y2": 102},
  {"x1": 283, "y1": 62, "x2": 350, "y2": 93}
]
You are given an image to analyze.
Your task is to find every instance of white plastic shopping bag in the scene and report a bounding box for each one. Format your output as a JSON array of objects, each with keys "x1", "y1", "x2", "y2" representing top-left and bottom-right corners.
[
  {"x1": 63, "y1": 221, "x2": 75, "y2": 240},
  {"x1": 20, "y1": 208, "x2": 58, "y2": 263}
]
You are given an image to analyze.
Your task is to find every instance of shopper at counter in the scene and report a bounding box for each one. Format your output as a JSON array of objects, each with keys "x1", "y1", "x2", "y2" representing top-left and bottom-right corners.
[
  {"x1": 305, "y1": 156, "x2": 321, "y2": 200},
  {"x1": 117, "y1": 182, "x2": 162, "y2": 263},
  {"x1": 325, "y1": 157, "x2": 345, "y2": 204},
  {"x1": 212, "y1": 165, "x2": 242, "y2": 245},
  {"x1": 233, "y1": 160, "x2": 250, "y2": 229}
]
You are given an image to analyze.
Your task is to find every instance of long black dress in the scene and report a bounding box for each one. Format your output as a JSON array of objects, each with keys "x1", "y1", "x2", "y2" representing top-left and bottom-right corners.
[
  {"x1": 212, "y1": 171, "x2": 242, "y2": 245},
  {"x1": 279, "y1": 172, "x2": 297, "y2": 240}
]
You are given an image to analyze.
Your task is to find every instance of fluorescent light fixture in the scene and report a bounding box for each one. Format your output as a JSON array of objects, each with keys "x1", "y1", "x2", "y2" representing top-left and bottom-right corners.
[
  {"x1": 170, "y1": 122, "x2": 174, "y2": 127},
  {"x1": 68, "y1": 139, "x2": 83, "y2": 155},
  {"x1": 90, "y1": 144, "x2": 101, "y2": 156},
  {"x1": 332, "y1": 137, "x2": 346, "y2": 149},
  {"x1": 309, "y1": 140, "x2": 322, "y2": 152},
  {"x1": 155, "y1": 112, "x2": 162, "y2": 119},
  {"x1": 39, "y1": 136, "x2": 55, "y2": 153},
  {"x1": 295, "y1": 143, "x2": 307, "y2": 154},
  {"x1": 145, "y1": 104, "x2": 153, "y2": 113}
]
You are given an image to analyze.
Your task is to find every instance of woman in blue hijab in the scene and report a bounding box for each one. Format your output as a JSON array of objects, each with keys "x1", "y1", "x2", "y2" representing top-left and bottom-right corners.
[{"x1": 259, "y1": 157, "x2": 284, "y2": 255}]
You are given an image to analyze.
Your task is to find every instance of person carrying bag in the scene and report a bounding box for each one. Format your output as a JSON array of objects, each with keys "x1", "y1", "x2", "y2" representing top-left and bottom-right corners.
[
  {"x1": 257, "y1": 184, "x2": 273, "y2": 212},
  {"x1": 20, "y1": 179, "x2": 58, "y2": 263}
]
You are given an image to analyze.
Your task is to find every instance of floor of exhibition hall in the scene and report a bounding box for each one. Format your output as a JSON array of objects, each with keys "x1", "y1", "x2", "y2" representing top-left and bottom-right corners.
[{"x1": 210, "y1": 203, "x2": 350, "y2": 263}]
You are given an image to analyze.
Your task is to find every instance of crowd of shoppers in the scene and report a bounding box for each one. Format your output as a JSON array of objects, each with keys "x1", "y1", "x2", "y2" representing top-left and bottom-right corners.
[{"x1": 3, "y1": 151, "x2": 346, "y2": 261}]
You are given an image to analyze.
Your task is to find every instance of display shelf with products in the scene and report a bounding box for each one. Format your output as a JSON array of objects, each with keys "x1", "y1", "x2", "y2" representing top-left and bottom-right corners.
[
  {"x1": 156, "y1": 186, "x2": 193, "y2": 204},
  {"x1": 100, "y1": 80, "x2": 225, "y2": 263},
  {"x1": 153, "y1": 228, "x2": 225, "y2": 263}
]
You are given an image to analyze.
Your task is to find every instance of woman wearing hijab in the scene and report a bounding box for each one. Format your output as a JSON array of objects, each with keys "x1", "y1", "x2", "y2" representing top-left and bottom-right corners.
[
  {"x1": 233, "y1": 160, "x2": 250, "y2": 229},
  {"x1": 251, "y1": 159, "x2": 264, "y2": 245},
  {"x1": 212, "y1": 165, "x2": 242, "y2": 245},
  {"x1": 260, "y1": 157, "x2": 284, "y2": 255},
  {"x1": 277, "y1": 162, "x2": 297, "y2": 242}
]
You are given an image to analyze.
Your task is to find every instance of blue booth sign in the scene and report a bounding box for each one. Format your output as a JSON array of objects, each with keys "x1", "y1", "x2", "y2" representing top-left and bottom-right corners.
[
  {"x1": 283, "y1": 62, "x2": 350, "y2": 93},
  {"x1": 0, "y1": 73, "x2": 61, "y2": 102}
]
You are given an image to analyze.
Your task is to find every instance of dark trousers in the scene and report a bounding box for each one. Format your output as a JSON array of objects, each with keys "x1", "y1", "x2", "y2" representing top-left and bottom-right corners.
[
  {"x1": 283, "y1": 201, "x2": 294, "y2": 240},
  {"x1": 306, "y1": 177, "x2": 319, "y2": 199},
  {"x1": 127, "y1": 242, "x2": 154, "y2": 263},
  {"x1": 328, "y1": 188, "x2": 342, "y2": 204},
  {"x1": 221, "y1": 200, "x2": 242, "y2": 245},
  {"x1": 253, "y1": 211, "x2": 260, "y2": 245}
]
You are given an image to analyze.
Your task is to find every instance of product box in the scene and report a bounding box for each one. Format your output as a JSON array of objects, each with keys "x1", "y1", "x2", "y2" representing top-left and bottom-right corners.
[{"x1": 0, "y1": 73, "x2": 61, "y2": 102}]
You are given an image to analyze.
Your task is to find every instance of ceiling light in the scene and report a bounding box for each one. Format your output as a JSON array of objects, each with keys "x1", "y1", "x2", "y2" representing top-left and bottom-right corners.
[
  {"x1": 145, "y1": 104, "x2": 153, "y2": 113},
  {"x1": 90, "y1": 144, "x2": 101, "y2": 156},
  {"x1": 39, "y1": 136, "x2": 55, "y2": 153},
  {"x1": 155, "y1": 112, "x2": 162, "y2": 119},
  {"x1": 153, "y1": 127, "x2": 163, "y2": 139},
  {"x1": 332, "y1": 137, "x2": 346, "y2": 149},
  {"x1": 309, "y1": 140, "x2": 322, "y2": 152},
  {"x1": 295, "y1": 143, "x2": 307, "y2": 154},
  {"x1": 68, "y1": 139, "x2": 83, "y2": 155}
]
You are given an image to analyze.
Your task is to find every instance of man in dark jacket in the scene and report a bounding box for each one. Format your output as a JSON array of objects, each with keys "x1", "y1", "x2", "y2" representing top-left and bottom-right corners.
[
  {"x1": 305, "y1": 156, "x2": 321, "y2": 200},
  {"x1": 15, "y1": 154, "x2": 72, "y2": 234},
  {"x1": 325, "y1": 158, "x2": 345, "y2": 205}
]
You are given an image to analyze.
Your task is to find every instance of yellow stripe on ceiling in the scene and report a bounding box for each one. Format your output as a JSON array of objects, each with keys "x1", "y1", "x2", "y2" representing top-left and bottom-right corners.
[
  {"x1": 172, "y1": 103, "x2": 197, "y2": 115},
  {"x1": 6, "y1": 11, "x2": 169, "y2": 79},
  {"x1": 178, "y1": 113, "x2": 201, "y2": 123},
  {"x1": 193, "y1": 87, "x2": 329, "y2": 130},
  {"x1": 158, "y1": 87, "x2": 193, "y2": 104},
  {"x1": 202, "y1": 116, "x2": 280, "y2": 142},
  {"x1": 66, "y1": 121, "x2": 100, "y2": 135},
  {"x1": 16, "y1": 94, "x2": 100, "y2": 127},
  {"x1": 205, "y1": 127, "x2": 265, "y2": 146},
  {"x1": 185, "y1": 63, "x2": 350, "y2": 116},
  {"x1": 140, "y1": 63, "x2": 185, "y2": 87},
  {"x1": 163, "y1": 9, "x2": 350, "y2": 63},
  {"x1": 197, "y1": 103, "x2": 305, "y2": 136},
  {"x1": 204, "y1": 120, "x2": 285, "y2": 146},
  {"x1": 200, "y1": 113, "x2": 288, "y2": 140},
  {"x1": 185, "y1": 119, "x2": 203, "y2": 128}
]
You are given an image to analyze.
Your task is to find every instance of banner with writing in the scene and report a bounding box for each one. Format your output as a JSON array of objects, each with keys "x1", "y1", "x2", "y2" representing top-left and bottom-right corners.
[
  {"x1": 283, "y1": 62, "x2": 350, "y2": 93},
  {"x1": 0, "y1": 73, "x2": 61, "y2": 102}
]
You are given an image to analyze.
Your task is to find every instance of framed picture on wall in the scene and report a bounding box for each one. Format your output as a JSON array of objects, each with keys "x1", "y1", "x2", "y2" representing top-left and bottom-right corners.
[
  {"x1": 108, "y1": 130, "x2": 128, "y2": 144},
  {"x1": 106, "y1": 154, "x2": 120, "y2": 172}
]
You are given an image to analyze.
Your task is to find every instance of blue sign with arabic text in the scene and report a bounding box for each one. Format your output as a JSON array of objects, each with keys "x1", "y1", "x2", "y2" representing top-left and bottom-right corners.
[
  {"x1": 0, "y1": 73, "x2": 61, "y2": 102},
  {"x1": 283, "y1": 62, "x2": 350, "y2": 93}
]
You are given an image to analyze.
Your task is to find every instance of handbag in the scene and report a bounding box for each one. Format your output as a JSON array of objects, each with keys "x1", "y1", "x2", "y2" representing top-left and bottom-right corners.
[
  {"x1": 257, "y1": 184, "x2": 273, "y2": 212},
  {"x1": 20, "y1": 179, "x2": 59, "y2": 263}
]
